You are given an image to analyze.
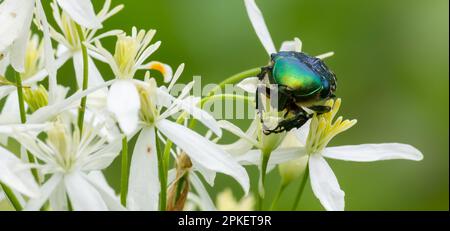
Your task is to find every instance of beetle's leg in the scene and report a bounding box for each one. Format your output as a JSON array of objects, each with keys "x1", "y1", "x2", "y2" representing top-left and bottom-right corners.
[
  {"x1": 308, "y1": 105, "x2": 331, "y2": 114},
  {"x1": 257, "y1": 66, "x2": 272, "y2": 81},
  {"x1": 263, "y1": 111, "x2": 311, "y2": 135},
  {"x1": 276, "y1": 85, "x2": 294, "y2": 116},
  {"x1": 263, "y1": 104, "x2": 312, "y2": 135}
]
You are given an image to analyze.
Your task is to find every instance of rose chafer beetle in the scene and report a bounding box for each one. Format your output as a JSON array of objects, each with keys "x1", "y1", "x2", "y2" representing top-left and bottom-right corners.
[{"x1": 256, "y1": 51, "x2": 337, "y2": 134}]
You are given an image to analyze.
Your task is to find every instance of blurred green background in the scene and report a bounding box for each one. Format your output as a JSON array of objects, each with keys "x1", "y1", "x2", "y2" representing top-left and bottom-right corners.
[{"x1": 2, "y1": 0, "x2": 448, "y2": 210}]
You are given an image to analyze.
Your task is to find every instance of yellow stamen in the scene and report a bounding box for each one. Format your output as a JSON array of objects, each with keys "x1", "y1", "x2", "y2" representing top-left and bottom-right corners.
[{"x1": 306, "y1": 98, "x2": 357, "y2": 154}]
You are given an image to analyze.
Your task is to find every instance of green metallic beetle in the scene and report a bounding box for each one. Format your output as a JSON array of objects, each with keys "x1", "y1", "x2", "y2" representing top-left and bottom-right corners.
[{"x1": 256, "y1": 51, "x2": 337, "y2": 134}]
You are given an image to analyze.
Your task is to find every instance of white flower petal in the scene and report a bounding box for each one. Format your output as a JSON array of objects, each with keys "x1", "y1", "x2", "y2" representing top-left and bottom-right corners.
[
  {"x1": 73, "y1": 51, "x2": 106, "y2": 88},
  {"x1": 218, "y1": 119, "x2": 259, "y2": 155},
  {"x1": 10, "y1": 28, "x2": 31, "y2": 72},
  {"x1": 292, "y1": 119, "x2": 311, "y2": 146},
  {"x1": 236, "y1": 147, "x2": 305, "y2": 169},
  {"x1": 243, "y1": 0, "x2": 277, "y2": 55},
  {"x1": 309, "y1": 154, "x2": 345, "y2": 211},
  {"x1": 178, "y1": 97, "x2": 222, "y2": 137},
  {"x1": 86, "y1": 171, "x2": 114, "y2": 196},
  {"x1": 72, "y1": 52, "x2": 108, "y2": 109},
  {"x1": 280, "y1": 38, "x2": 302, "y2": 52},
  {"x1": 25, "y1": 174, "x2": 63, "y2": 211},
  {"x1": 0, "y1": 92, "x2": 21, "y2": 124},
  {"x1": 88, "y1": 48, "x2": 108, "y2": 63},
  {"x1": 107, "y1": 80, "x2": 140, "y2": 135},
  {"x1": 64, "y1": 172, "x2": 108, "y2": 211},
  {"x1": 190, "y1": 172, "x2": 216, "y2": 211},
  {"x1": 157, "y1": 119, "x2": 250, "y2": 194},
  {"x1": 185, "y1": 193, "x2": 203, "y2": 211},
  {"x1": 0, "y1": 86, "x2": 14, "y2": 101},
  {"x1": 135, "y1": 41, "x2": 161, "y2": 68},
  {"x1": 192, "y1": 160, "x2": 216, "y2": 186},
  {"x1": 219, "y1": 139, "x2": 254, "y2": 156},
  {"x1": 322, "y1": 143, "x2": 423, "y2": 162},
  {"x1": 235, "y1": 149, "x2": 260, "y2": 166},
  {"x1": 83, "y1": 109, "x2": 121, "y2": 142},
  {"x1": 168, "y1": 63, "x2": 185, "y2": 91},
  {"x1": 280, "y1": 131, "x2": 304, "y2": 148},
  {"x1": 81, "y1": 140, "x2": 121, "y2": 171},
  {"x1": 56, "y1": 44, "x2": 69, "y2": 58},
  {"x1": 177, "y1": 81, "x2": 195, "y2": 100},
  {"x1": 90, "y1": 30, "x2": 124, "y2": 44},
  {"x1": 0, "y1": 135, "x2": 7, "y2": 146},
  {"x1": 35, "y1": 0, "x2": 57, "y2": 103},
  {"x1": 56, "y1": 0, "x2": 102, "y2": 29},
  {"x1": 217, "y1": 120, "x2": 259, "y2": 148},
  {"x1": 0, "y1": 0, "x2": 35, "y2": 56},
  {"x1": 155, "y1": 87, "x2": 174, "y2": 108},
  {"x1": 49, "y1": 182, "x2": 67, "y2": 211},
  {"x1": 86, "y1": 171, "x2": 126, "y2": 211},
  {"x1": 11, "y1": 132, "x2": 51, "y2": 164},
  {"x1": 0, "y1": 146, "x2": 40, "y2": 198},
  {"x1": 127, "y1": 127, "x2": 159, "y2": 211},
  {"x1": 0, "y1": 54, "x2": 9, "y2": 74},
  {"x1": 237, "y1": 77, "x2": 259, "y2": 93},
  {"x1": 87, "y1": 56, "x2": 106, "y2": 84}
]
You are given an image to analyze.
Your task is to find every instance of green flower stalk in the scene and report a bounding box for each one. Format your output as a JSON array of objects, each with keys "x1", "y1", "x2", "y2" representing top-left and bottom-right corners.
[{"x1": 76, "y1": 23, "x2": 89, "y2": 134}]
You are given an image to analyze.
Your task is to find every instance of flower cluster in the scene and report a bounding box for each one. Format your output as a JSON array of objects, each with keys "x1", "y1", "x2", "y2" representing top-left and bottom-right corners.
[{"x1": 0, "y1": 0, "x2": 422, "y2": 211}]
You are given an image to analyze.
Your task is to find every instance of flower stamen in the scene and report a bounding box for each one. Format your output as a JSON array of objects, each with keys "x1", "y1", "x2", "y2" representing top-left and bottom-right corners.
[{"x1": 306, "y1": 98, "x2": 357, "y2": 154}]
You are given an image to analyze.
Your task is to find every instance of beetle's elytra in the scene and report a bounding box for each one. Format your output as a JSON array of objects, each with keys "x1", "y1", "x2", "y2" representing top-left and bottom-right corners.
[{"x1": 256, "y1": 51, "x2": 337, "y2": 134}]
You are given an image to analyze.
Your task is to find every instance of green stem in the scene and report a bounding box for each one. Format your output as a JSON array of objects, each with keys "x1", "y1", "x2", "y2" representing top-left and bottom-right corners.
[
  {"x1": 175, "y1": 173, "x2": 189, "y2": 203},
  {"x1": 15, "y1": 74, "x2": 27, "y2": 124},
  {"x1": 15, "y1": 72, "x2": 40, "y2": 184},
  {"x1": 76, "y1": 23, "x2": 89, "y2": 134},
  {"x1": 120, "y1": 135, "x2": 129, "y2": 206},
  {"x1": 207, "y1": 67, "x2": 261, "y2": 97},
  {"x1": 270, "y1": 183, "x2": 287, "y2": 211},
  {"x1": 0, "y1": 183, "x2": 23, "y2": 211},
  {"x1": 155, "y1": 128, "x2": 167, "y2": 211},
  {"x1": 257, "y1": 150, "x2": 271, "y2": 211},
  {"x1": 292, "y1": 160, "x2": 310, "y2": 210},
  {"x1": 162, "y1": 137, "x2": 171, "y2": 183}
]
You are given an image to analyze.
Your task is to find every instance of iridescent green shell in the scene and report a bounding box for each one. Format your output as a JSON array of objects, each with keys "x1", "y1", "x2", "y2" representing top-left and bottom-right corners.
[{"x1": 272, "y1": 55, "x2": 323, "y2": 97}]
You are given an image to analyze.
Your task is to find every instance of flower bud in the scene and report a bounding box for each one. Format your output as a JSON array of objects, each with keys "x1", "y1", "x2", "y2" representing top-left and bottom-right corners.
[
  {"x1": 137, "y1": 79, "x2": 158, "y2": 124},
  {"x1": 279, "y1": 156, "x2": 308, "y2": 186},
  {"x1": 114, "y1": 35, "x2": 138, "y2": 79},
  {"x1": 216, "y1": 188, "x2": 254, "y2": 211},
  {"x1": 260, "y1": 131, "x2": 285, "y2": 155},
  {"x1": 23, "y1": 85, "x2": 49, "y2": 112}
]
